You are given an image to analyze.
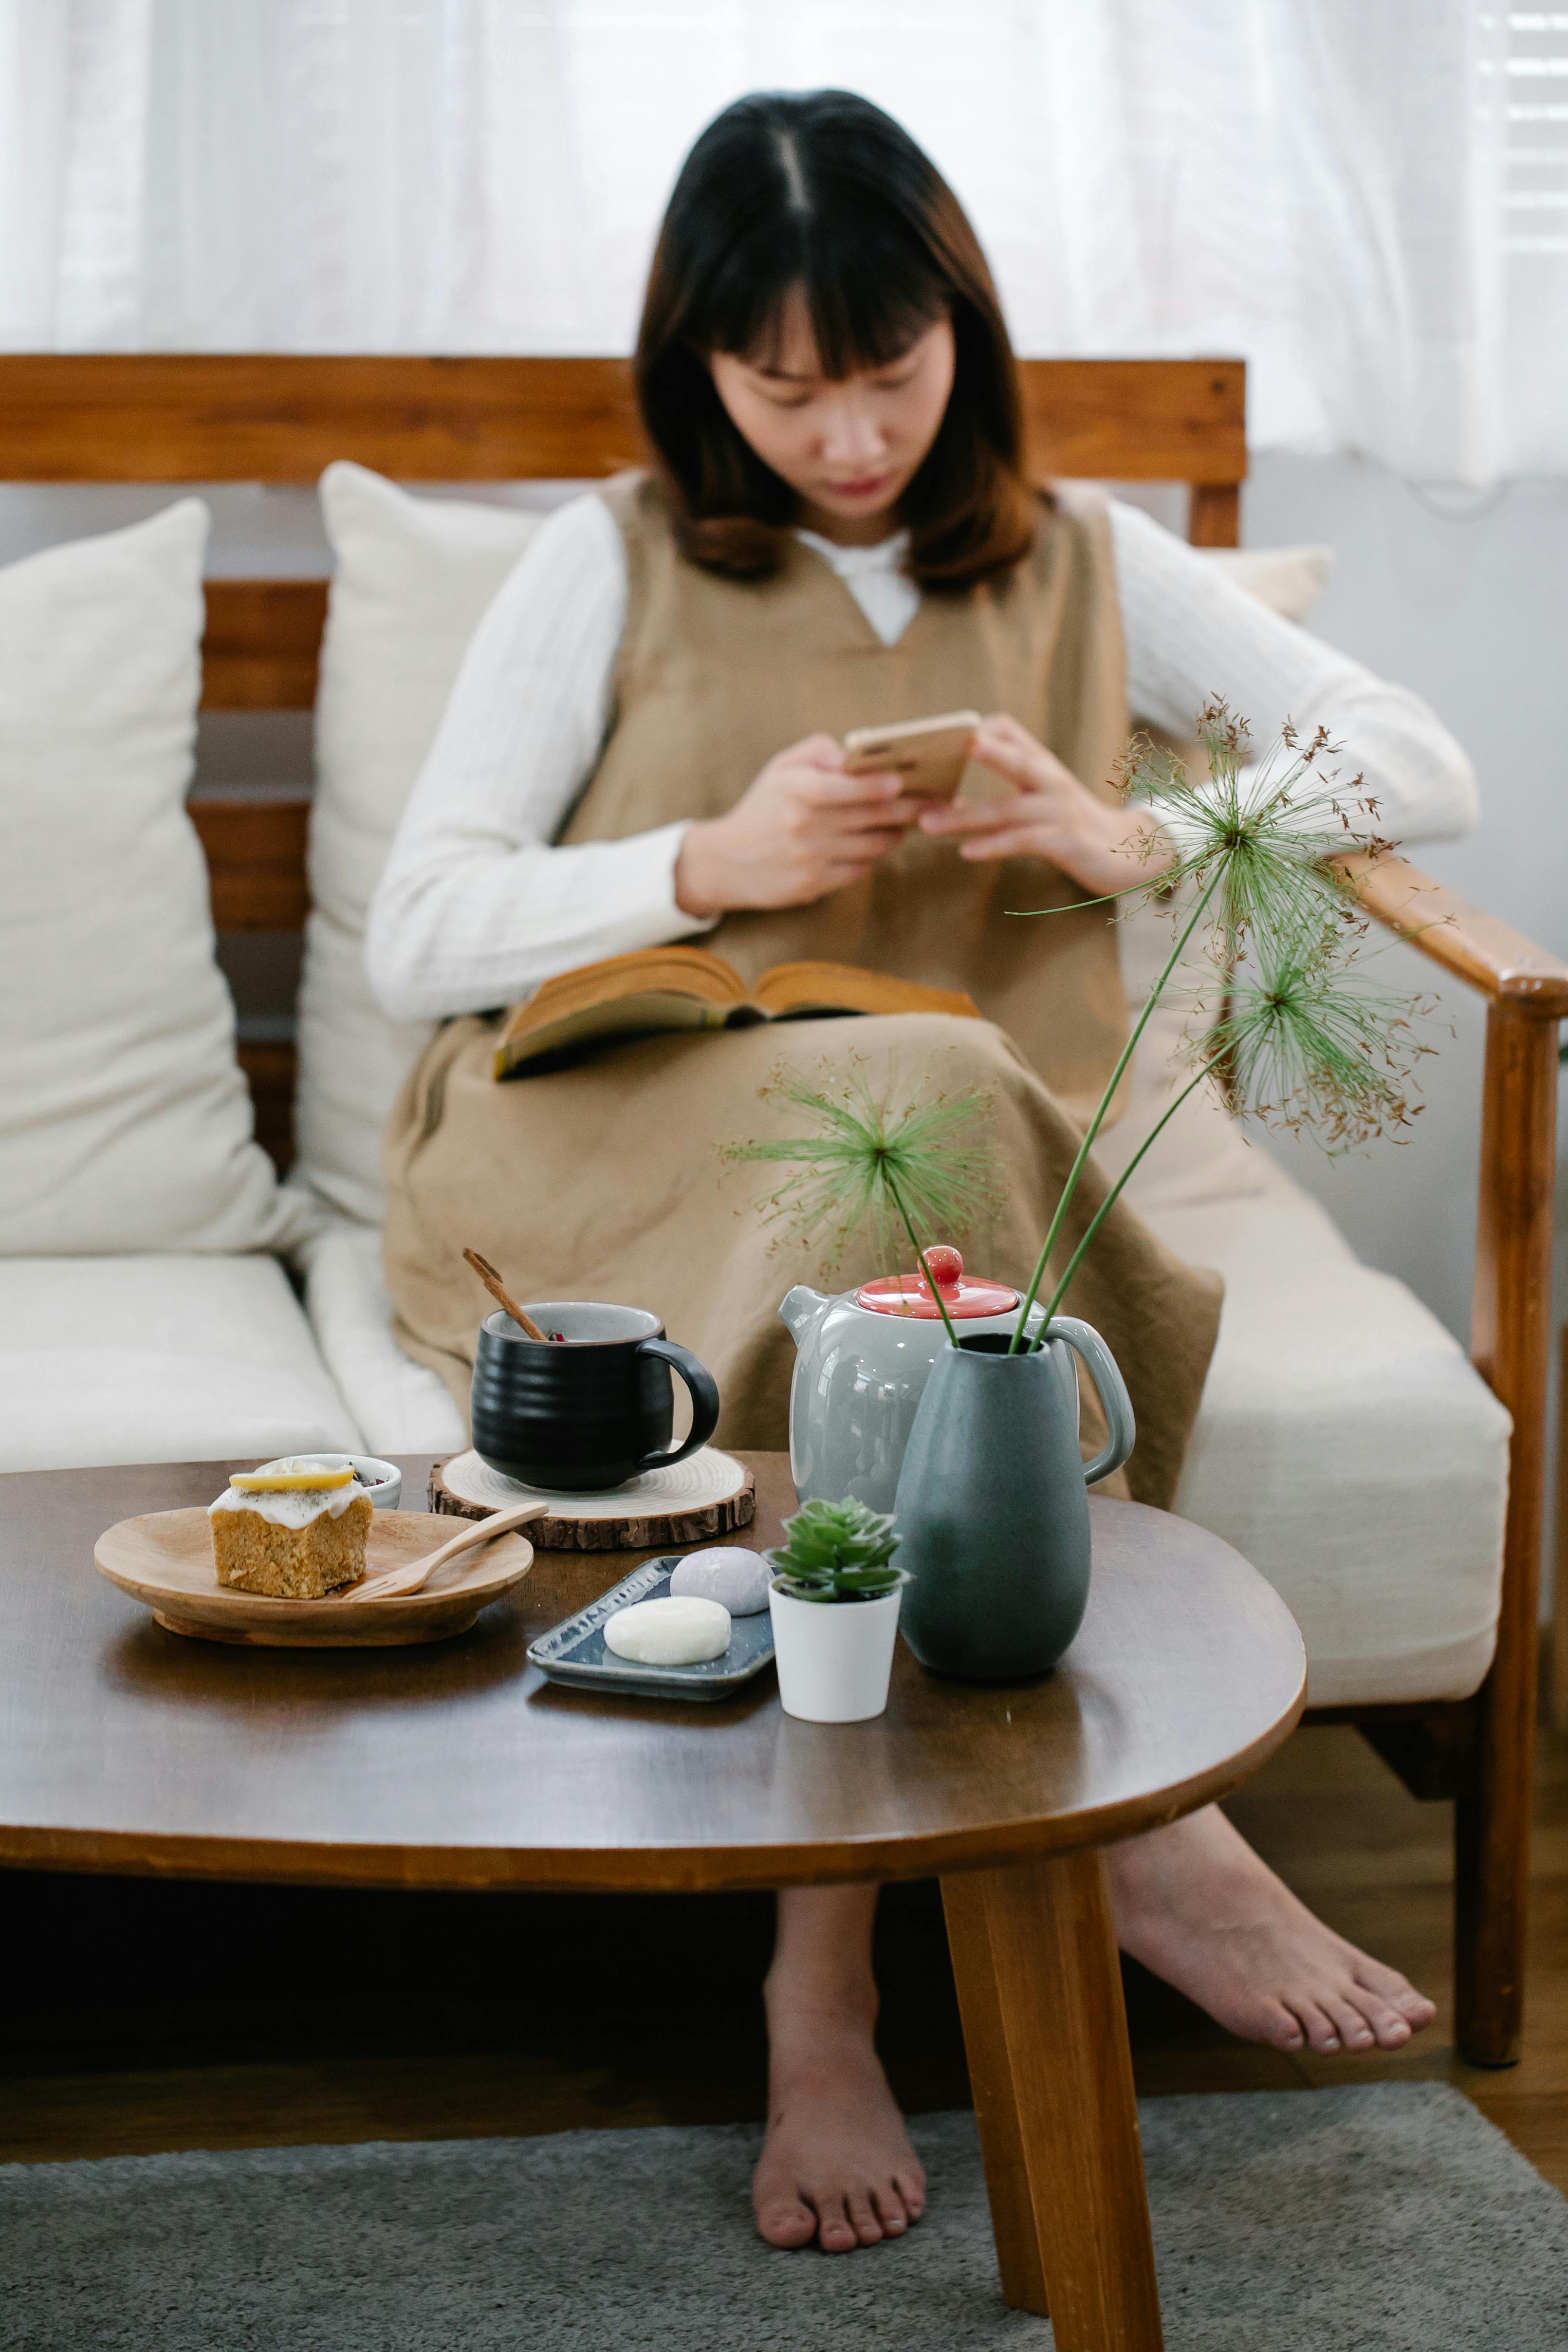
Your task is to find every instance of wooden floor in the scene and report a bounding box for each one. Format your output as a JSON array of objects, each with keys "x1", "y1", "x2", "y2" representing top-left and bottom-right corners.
[{"x1": 3, "y1": 1721, "x2": 1566, "y2": 2196}]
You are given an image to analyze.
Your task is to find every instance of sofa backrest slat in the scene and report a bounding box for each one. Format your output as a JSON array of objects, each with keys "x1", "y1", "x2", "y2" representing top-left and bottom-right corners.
[
  {"x1": 189, "y1": 799, "x2": 311, "y2": 932},
  {"x1": 202, "y1": 579, "x2": 329, "y2": 710},
  {"x1": 0, "y1": 353, "x2": 1244, "y2": 486}
]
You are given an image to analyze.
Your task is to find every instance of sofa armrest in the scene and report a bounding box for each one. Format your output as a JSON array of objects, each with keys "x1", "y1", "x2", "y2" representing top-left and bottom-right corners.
[
  {"x1": 1332, "y1": 851, "x2": 1568, "y2": 1015},
  {"x1": 1331, "y1": 850, "x2": 1564, "y2": 2057}
]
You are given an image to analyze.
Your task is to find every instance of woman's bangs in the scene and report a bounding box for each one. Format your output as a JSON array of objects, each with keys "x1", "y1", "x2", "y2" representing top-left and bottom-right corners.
[
  {"x1": 803, "y1": 240, "x2": 948, "y2": 378},
  {"x1": 709, "y1": 218, "x2": 947, "y2": 381}
]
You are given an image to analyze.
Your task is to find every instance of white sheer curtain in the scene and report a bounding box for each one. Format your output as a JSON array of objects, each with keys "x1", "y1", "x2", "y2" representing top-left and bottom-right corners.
[{"x1": 0, "y1": 0, "x2": 1562, "y2": 482}]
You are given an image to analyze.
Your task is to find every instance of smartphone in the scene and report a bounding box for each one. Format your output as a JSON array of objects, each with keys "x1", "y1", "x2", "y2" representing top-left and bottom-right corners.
[{"x1": 841, "y1": 709, "x2": 982, "y2": 801}]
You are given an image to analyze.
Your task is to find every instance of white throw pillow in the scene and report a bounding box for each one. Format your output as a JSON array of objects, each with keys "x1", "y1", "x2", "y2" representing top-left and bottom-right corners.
[
  {"x1": 296, "y1": 462, "x2": 541, "y2": 1225},
  {"x1": 0, "y1": 502, "x2": 310, "y2": 1257}
]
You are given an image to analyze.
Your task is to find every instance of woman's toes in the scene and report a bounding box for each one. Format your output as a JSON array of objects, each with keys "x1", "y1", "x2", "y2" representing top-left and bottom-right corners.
[
  {"x1": 1253, "y1": 1996, "x2": 1308, "y2": 2051},
  {"x1": 1335, "y1": 1984, "x2": 1414, "y2": 2049},
  {"x1": 846, "y1": 2192, "x2": 885, "y2": 2245},
  {"x1": 894, "y1": 2168, "x2": 927, "y2": 2222},
  {"x1": 1354, "y1": 1961, "x2": 1436, "y2": 2031},
  {"x1": 1322, "y1": 1995, "x2": 1378, "y2": 2052},
  {"x1": 815, "y1": 2195, "x2": 858, "y2": 2254},
  {"x1": 756, "y1": 2194, "x2": 818, "y2": 2250},
  {"x1": 872, "y1": 2186, "x2": 908, "y2": 2236},
  {"x1": 1288, "y1": 1998, "x2": 1344, "y2": 2054}
]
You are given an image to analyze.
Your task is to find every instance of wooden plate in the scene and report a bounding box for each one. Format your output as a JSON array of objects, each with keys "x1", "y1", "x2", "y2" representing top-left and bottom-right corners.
[{"x1": 94, "y1": 1507, "x2": 535, "y2": 1648}]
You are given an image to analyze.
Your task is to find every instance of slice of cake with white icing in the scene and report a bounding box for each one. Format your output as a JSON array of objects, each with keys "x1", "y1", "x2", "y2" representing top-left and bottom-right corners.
[{"x1": 209, "y1": 1460, "x2": 372, "y2": 1598}]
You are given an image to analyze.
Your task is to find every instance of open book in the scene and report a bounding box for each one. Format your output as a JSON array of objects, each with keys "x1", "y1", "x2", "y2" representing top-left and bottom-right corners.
[{"x1": 492, "y1": 946, "x2": 979, "y2": 1078}]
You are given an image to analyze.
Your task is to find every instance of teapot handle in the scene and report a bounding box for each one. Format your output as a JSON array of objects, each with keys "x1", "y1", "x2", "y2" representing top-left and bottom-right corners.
[{"x1": 1046, "y1": 1316, "x2": 1136, "y2": 1486}]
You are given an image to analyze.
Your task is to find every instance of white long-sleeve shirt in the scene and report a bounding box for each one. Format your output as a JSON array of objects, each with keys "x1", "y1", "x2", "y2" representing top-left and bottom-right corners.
[{"x1": 367, "y1": 493, "x2": 1478, "y2": 1024}]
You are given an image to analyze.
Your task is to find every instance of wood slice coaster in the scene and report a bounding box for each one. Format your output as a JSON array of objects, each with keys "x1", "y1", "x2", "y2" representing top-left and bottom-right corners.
[{"x1": 429, "y1": 1446, "x2": 756, "y2": 1551}]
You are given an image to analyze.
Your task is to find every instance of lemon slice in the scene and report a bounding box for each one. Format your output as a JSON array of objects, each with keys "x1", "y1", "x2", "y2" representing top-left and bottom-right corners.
[{"x1": 230, "y1": 1466, "x2": 356, "y2": 1493}]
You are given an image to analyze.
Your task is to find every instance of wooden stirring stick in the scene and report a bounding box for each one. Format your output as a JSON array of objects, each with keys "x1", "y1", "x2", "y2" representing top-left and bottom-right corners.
[
  {"x1": 351, "y1": 1500, "x2": 549, "y2": 1602},
  {"x1": 463, "y1": 1247, "x2": 552, "y2": 1343}
]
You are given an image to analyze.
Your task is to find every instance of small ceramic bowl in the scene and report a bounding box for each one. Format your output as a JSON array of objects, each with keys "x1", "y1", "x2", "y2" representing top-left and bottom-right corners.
[{"x1": 256, "y1": 1453, "x2": 403, "y2": 1511}]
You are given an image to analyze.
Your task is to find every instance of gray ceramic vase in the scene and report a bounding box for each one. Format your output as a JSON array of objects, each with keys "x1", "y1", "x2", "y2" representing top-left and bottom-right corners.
[{"x1": 894, "y1": 1321, "x2": 1135, "y2": 1682}]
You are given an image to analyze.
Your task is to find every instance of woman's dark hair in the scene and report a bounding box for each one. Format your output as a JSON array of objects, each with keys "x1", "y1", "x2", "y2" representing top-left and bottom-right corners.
[{"x1": 634, "y1": 90, "x2": 1038, "y2": 589}]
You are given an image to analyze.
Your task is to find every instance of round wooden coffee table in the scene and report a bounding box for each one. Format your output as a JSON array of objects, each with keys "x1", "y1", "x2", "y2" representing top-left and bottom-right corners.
[{"x1": 0, "y1": 1452, "x2": 1305, "y2": 2352}]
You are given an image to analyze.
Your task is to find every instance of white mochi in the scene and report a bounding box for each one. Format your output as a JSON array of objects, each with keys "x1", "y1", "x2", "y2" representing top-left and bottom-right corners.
[
  {"x1": 668, "y1": 1547, "x2": 772, "y2": 1616},
  {"x1": 603, "y1": 1594, "x2": 732, "y2": 1666}
]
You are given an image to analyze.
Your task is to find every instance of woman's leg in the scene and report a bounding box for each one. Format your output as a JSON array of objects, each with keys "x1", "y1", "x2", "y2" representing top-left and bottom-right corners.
[
  {"x1": 752, "y1": 1884, "x2": 927, "y2": 2253},
  {"x1": 1107, "y1": 1803, "x2": 1437, "y2": 2054}
]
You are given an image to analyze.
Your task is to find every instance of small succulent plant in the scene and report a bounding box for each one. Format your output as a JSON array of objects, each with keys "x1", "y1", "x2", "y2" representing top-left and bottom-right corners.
[{"x1": 767, "y1": 1496, "x2": 905, "y2": 1605}]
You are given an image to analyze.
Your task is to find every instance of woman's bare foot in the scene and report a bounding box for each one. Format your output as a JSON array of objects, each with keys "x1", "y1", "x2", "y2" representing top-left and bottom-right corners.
[
  {"x1": 754, "y1": 1886, "x2": 927, "y2": 2253},
  {"x1": 1107, "y1": 1804, "x2": 1438, "y2": 2055}
]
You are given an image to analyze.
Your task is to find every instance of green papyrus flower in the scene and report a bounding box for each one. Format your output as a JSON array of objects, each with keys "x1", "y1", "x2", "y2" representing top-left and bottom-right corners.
[{"x1": 718, "y1": 1060, "x2": 1002, "y2": 1344}]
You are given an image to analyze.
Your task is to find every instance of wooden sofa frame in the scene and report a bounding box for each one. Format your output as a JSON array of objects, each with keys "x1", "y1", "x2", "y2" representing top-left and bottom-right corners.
[{"x1": 2, "y1": 353, "x2": 1562, "y2": 2067}]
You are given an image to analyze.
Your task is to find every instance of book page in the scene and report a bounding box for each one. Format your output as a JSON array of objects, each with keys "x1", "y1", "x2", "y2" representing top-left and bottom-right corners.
[
  {"x1": 495, "y1": 989, "x2": 740, "y2": 1077},
  {"x1": 755, "y1": 962, "x2": 979, "y2": 1022},
  {"x1": 498, "y1": 945, "x2": 750, "y2": 1049}
]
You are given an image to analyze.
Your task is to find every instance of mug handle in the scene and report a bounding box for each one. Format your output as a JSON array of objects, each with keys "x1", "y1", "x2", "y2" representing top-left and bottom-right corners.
[
  {"x1": 1046, "y1": 1315, "x2": 1136, "y2": 1487},
  {"x1": 634, "y1": 1338, "x2": 721, "y2": 1472}
]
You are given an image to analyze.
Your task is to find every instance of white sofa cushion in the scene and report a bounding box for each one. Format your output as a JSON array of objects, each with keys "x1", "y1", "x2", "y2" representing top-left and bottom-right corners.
[
  {"x1": 1134, "y1": 1163, "x2": 1510, "y2": 1708},
  {"x1": 296, "y1": 463, "x2": 541, "y2": 1226},
  {"x1": 0, "y1": 1257, "x2": 363, "y2": 1474},
  {"x1": 0, "y1": 502, "x2": 312, "y2": 1258},
  {"x1": 299, "y1": 1219, "x2": 466, "y2": 1457}
]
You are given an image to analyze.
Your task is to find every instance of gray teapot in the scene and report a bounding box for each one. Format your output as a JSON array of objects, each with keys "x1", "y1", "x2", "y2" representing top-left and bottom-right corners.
[{"x1": 779, "y1": 1248, "x2": 1048, "y2": 1516}]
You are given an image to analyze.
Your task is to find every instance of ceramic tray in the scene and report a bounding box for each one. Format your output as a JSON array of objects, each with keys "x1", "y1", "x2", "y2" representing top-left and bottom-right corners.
[
  {"x1": 528, "y1": 1558, "x2": 775, "y2": 1701},
  {"x1": 94, "y1": 1506, "x2": 534, "y2": 1648}
]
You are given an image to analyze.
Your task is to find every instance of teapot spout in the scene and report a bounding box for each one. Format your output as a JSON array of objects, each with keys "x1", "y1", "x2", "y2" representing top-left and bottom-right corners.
[{"x1": 779, "y1": 1283, "x2": 832, "y2": 1348}]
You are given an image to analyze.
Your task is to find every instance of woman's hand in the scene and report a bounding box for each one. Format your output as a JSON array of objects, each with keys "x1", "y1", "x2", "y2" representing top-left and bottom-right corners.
[
  {"x1": 918, "y1": 712, "x2": 1173, "y2": 898},
  {"x1": 674, "y1": 733, "x2": 922, "y2": 919}
]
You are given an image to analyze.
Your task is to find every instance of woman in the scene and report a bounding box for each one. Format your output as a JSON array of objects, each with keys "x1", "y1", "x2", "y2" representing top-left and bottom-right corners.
[{"x1": 370, "y1": 92, "x2": 1470, "y2": 2255}]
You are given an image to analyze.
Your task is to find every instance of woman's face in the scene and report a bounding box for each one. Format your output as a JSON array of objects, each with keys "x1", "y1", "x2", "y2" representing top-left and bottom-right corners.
[{"x1": 709, "y1": 288, "x2": 956, "y2": 545}]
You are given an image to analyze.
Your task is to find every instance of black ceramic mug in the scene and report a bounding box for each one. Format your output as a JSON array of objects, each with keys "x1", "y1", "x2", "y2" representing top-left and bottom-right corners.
[{"x1": 470, "y1": 1302, "x2": 720, "y2": 1492}]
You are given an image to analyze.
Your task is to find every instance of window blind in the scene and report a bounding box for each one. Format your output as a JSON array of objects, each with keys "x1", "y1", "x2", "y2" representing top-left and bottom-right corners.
[{"x1": 1493, "y1": 8, "x2": 1568, "y2": 253}]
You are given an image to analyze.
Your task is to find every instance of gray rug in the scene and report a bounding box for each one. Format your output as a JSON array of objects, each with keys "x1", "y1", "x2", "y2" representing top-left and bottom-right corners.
[{"x1": 3, "y1": 2086, "x2": 1566, "y2": 2351}]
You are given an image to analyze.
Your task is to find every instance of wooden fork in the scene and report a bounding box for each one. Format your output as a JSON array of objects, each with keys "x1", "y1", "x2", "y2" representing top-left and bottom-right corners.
[{"x1": 349, "y1": 1502, "x2": 548, "y2": 1602}]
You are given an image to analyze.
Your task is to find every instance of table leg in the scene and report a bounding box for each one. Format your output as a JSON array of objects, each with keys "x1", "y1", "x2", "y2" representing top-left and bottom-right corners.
[{"x1": 941, "y1": 1847, "x2": 1163, "y2": 2352}]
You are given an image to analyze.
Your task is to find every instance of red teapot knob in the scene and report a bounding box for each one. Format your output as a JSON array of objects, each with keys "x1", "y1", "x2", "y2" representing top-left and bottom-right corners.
[{"x1": 920, "y1": 1246, "x2": 964, "y2": 1293}]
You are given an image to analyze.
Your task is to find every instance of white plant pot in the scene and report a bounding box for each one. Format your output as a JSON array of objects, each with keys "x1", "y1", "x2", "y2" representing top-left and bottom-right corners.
[{"x1": 768, "y1": 1582, "x2": 904, "y2": 1723}]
